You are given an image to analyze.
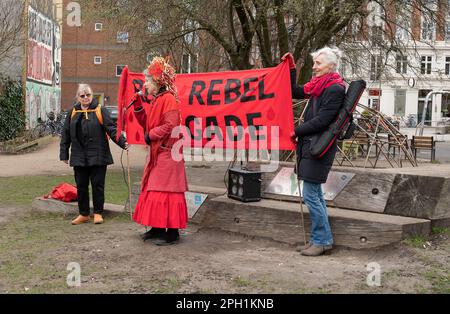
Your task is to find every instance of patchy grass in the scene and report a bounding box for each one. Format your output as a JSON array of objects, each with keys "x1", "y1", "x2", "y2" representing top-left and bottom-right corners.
[
  {"x1": 232, "y1": 276, "x2": 252, "y2": 288},
  {"x1": 403, "y1": 235, "x2": 428, "y2": 248},
  {"x1": 423, "y1": 269, "x2": 450, "y2": 294},
  {"x1": 0, "y1": 170, "x2": 141, "y2": 207},
  {"x1": 0, "y1": 211, "x2": 76, "y2": 293},
  {"x1": 152, "y1": 277, "x2": 185, "y2": 294},
  {"x1": 432, "y1": 227, "x2": 450, "y2": 236},
  {"x1": 0, "y1": 210, "x2": 132, "y2": 293}
]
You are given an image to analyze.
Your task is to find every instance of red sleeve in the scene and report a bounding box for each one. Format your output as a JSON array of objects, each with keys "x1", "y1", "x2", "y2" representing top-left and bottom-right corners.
[
  {"x1": 133, "y1": 107, "x2": 147, "y2": 131},
  {"x1": 148, "y1": 110, "x2": 180, "y2": 141}
]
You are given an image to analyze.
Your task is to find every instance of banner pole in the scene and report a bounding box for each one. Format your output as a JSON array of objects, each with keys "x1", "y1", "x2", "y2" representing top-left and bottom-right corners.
[
  {"x1": 127, "y1": 149, "x2": 133, "y2": 220},
  {"x1": 296, "y1": 100, "x2": 310, "y2": 246}
]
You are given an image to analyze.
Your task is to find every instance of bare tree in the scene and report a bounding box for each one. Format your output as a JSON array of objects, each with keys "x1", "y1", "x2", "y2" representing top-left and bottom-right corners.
[
  {"x1": 78, "y1": 0, "x2": 445, "y2": 86},
  {"x1": 0, "y1": 0, "x2": 24, "y2": 64}
]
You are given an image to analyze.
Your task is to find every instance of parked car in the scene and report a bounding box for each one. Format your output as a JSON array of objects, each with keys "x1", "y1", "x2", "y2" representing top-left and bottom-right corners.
[{"x1": 104, "y1": 105, "x2": 118, "y2": 123}]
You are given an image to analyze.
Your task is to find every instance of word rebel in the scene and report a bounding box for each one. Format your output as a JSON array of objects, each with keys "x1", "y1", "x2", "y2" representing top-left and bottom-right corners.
[{"x1": 189, "y1": 77, "x2": 275, "y2": 106}]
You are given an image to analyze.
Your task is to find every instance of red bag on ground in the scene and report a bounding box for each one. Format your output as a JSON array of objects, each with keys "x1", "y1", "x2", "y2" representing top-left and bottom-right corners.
[{"x1": 44, "y1": 183, "x2": 78, "y2": 202}]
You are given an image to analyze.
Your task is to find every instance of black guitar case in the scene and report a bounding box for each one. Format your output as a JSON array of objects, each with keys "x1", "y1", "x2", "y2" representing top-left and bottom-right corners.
[{"x1": 310, "y1": 80, "x2": 367, "y2": 159}]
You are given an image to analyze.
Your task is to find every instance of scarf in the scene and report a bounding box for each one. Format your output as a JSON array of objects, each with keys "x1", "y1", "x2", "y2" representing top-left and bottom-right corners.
[{"x1": 303, "y1": 72, "x2": 345, "y2": 98}]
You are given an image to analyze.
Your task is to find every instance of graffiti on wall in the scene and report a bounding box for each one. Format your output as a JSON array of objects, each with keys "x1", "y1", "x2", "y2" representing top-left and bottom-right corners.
[
  {"x1": 26, "y1": 82, "x2": 61, "y2": 129},
  {"x1": 26, "y1": 5, "x2": 61, "y2": 129},
  {"x1": 27, "y1": 6, "x2": 54, "y2": 85}
]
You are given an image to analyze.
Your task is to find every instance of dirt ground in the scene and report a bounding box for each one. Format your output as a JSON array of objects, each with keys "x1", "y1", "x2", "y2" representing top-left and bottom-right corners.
[{"x1": 0, "y1": 137, "x2": 449, "y2": 294}]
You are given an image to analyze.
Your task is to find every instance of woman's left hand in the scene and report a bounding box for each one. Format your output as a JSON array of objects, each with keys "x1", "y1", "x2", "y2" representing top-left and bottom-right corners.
[
  {"x1": 290, "y1": 131, "x2": 298, "y2": 145},
  {"x1": 124, "y1": 142, "x2": 130, "y2": 150}
]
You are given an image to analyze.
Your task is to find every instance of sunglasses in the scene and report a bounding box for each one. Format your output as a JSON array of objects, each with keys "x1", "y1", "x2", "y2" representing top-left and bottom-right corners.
[{"x1": 79, "y1": 94, "x2": 92, "y2": 99}]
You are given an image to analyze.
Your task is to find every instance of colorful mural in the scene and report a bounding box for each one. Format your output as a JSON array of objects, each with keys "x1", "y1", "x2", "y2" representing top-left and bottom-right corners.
[
  {"x1": 26, "y1": 82, "x2": 61, "y2": 129},
  {"x1": 26, "y1": 5, "x2": 61, "y2": 129}
]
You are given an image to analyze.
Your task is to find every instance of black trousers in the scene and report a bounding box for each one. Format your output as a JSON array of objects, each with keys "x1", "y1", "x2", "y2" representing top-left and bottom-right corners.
[{"x1": 74, "y1": 165, "x2": 107, "y2": 216}]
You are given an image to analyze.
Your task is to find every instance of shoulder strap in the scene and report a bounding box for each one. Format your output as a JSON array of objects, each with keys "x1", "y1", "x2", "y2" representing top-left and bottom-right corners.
[
  {"x1": 95, "y1": 105, "x2": 103, "y2": 125},
  {"x1": 70, "y1": 105, "x2": 103, "y2": 126}
]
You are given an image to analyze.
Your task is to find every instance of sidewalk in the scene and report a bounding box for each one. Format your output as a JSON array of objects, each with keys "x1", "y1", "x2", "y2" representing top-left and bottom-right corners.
[
  {"x1": 0, "y1": 137, "x2": 148, "y2": 177},
  {"x1": 1, "y1": 135, "x2": 450, "y2": 179}
]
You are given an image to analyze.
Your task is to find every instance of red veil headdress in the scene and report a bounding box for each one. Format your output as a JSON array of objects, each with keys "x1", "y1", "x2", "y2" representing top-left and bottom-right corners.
[{"x1": 147, "y1": 56, "x2": 178, "y2": 101}]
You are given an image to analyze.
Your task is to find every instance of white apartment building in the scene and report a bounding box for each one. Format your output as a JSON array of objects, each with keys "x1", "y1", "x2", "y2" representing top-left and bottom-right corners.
[{"x1": 343, "y1": 0, "x2": 450, "y2": 127}]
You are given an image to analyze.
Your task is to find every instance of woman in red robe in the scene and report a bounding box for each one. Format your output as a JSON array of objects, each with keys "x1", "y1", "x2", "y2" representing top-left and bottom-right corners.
[{"x1": 132, "y1": 57, "x2": 188, "y2": 246}]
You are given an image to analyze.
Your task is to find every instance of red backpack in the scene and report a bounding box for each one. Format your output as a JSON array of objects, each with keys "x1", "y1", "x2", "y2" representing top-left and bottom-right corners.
[{"x1": 45, "y1": 183, "x2": 78, "y2": 202}]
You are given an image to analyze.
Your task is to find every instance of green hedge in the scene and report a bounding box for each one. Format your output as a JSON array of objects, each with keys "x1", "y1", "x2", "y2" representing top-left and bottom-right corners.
[{"x1": 0, "y1": 77, "x2": 25, "y2": 142}]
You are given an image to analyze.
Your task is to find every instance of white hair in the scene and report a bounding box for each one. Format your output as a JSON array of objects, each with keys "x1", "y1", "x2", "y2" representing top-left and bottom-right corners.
[
  {"x1": 76, "y1": 83, "x2": 93, "y2": 96},
  {"x1": 311, "y1": 46, "x2": 342, "y2": 71}
]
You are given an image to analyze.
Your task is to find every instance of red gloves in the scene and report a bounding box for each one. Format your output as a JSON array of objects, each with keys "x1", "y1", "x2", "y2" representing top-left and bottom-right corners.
[
  {"x1": 290, "y1": 131, "x2": 298, "y2": 145},
  {"x1": 281, "y1": 52, "x2": 296, "y2": 69}
]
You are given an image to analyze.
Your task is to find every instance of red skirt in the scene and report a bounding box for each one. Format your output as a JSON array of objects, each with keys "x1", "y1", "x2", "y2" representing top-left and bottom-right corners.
[{"x1": 133, "y1": 191, "x2": 188, "y2": 229}]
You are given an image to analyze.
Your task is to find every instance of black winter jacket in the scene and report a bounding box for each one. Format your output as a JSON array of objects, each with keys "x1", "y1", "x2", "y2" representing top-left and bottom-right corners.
[
  {"x1": 291, "y1": 69, "x2": 345, "y2": 184},
  {"x1": 60, "y1": 99, "x2": 126, "y2": 167}
]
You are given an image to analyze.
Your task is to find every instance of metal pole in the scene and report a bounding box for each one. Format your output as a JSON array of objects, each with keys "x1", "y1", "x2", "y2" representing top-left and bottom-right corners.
[
  {"x1": 419, "y1": 91, "x2": 450, "y2": 136},
  {"x1": 296, "y1": 168, "x2": 307, "y2": 247},
  {"x1": 127, "y1": 150, "x2": 133, "y2": 220},
  {"x1": 295, "y1": 100, "x2": 310, "y2": 246}
]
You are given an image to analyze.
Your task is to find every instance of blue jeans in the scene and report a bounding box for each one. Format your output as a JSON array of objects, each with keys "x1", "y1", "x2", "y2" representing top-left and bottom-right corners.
[{"x1": 301, "y1": 181, "x2": 333, "y2": 246}]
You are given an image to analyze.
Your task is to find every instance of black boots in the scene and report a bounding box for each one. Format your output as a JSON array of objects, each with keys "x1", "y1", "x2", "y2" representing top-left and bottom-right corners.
[
  {"x1": 152, "y1": 228, "x2": 180, "y2": 246},
  {"x1": 141, "y1": 227, "x2": 166, "y2": 241}
]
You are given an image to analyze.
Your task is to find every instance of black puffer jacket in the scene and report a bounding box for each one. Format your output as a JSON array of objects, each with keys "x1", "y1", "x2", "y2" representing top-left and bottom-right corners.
[
  {"x1": 291, "y1": 70, "x2": 345, "y2": 184},
  {"x1": 60, "y1": 98, "x2": 126, "y2": 167}
]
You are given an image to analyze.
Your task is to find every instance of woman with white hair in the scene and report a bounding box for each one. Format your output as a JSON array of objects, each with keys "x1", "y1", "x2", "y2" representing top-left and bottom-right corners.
[
  {"x1": 60, "y1": 84, "x2": 128, "y2": 225},
  {"x1": 282, "y1": 47, "x2": 346, "y2": 256}
]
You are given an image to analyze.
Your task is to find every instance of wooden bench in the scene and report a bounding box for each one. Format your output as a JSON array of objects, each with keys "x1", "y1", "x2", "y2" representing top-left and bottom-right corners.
[
  {"x1": 388, "y1": 134, "x2": 408, "y2": 158},
  {"x1": 411, "y1": 136, "x2": 436, "y2": 161},
  {"x1": 352, "y1": 132, "x2": 370, "y2": 157}
]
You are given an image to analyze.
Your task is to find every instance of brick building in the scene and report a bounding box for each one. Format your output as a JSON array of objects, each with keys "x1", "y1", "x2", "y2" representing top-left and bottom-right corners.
[{"x1": 61, "y1": 0, "x2": 147, "y2": 110}]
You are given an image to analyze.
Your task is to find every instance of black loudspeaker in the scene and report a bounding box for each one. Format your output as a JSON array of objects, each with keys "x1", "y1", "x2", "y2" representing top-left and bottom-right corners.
[{"x1": 227, "y1": 168, "x2": 262, "y2": 202}]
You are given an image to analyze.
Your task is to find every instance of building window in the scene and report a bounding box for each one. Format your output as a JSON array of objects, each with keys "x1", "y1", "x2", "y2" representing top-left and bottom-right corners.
[
  {"x1": 395, "y1": 11, "x2": 410, "y2": 41},
  {"x1": 394, "y1": 89, "x2": 406, "y2": 116},
  {"x1": 370, "y1": 55, "x2": 382, "y2": 81},
  {"x1": 339, "y1": 60, "x2": 347, "y2": 77},
  {"x1": 94, "y1": 23, "x2": 103, "y2": 31},
  {"x1": 421, "y1": 56, "x2": 432, "y2": 74},
  {"x1": 94, "y1": 56, "x2": 102, "y2": 65},
  {"x1": 117, "y1": 31, "x2": 129, "y2": 43},
  {"x1": 396, "y1": 54, "x2": 408, "y2": 74},
  {"x1": 181, "y1": 53, "x2": 198, "y2": 74},
  {"x1": 183, "y1": 20, "x2": 199, "y2": 46},
  {"x1": 421, "y1": 15, "x2": 435, "y2": 41},
  {"x1": 116, "y1": 65, "x2": 126, "y2": 77},
  {"x1": 446, "y1": 57, "x2": 450, "y2": 75},
  {"x1": 370, "y1": 26, "x2": 383, "y2": 47},
  {"x1": 148, "y1": 19, "x2": 162, "y2": 34},
  {"x1": 446, "y1": 3, "x2": 450, "y2": 41}
]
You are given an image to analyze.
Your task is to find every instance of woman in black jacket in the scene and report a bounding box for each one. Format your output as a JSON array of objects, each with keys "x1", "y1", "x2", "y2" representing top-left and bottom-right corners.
[
  {"x1": 282, "y1": 47, "x2": 345, "y2": 256},
  {"x1": 60, "y1": 84, "x2": 128, "y2": 225}
]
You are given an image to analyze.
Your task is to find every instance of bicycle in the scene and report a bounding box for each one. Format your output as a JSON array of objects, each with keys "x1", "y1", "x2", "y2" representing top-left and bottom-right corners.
[{"x1": 31, "y1": 111, "x2": 62, "y2": 139}]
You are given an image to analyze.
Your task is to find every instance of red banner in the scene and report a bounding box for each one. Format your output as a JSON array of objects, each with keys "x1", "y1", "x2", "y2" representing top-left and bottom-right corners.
[{"x1": 117, "y1": 61, "x2": 294, "y2": 150}]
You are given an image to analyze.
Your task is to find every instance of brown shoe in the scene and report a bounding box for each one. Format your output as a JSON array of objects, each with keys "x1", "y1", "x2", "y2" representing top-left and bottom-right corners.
[
  {"x1": 300, "y1": 244, "x2": 333, "y2": 256},
  {"x1": 94, "y1": 214, "x2": 104, "y2": 224},
  {"x1": 295, "y1": 242, "x2": 312, "y2": 252},
  {"x1": 71, "y1": 215, "x2": 90, "y2": 225}
]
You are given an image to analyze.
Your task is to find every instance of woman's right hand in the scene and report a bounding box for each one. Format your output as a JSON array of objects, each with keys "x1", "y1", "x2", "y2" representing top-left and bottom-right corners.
[{"x1": 281, "y1": 52, "x2": 296, "y2": 69}]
